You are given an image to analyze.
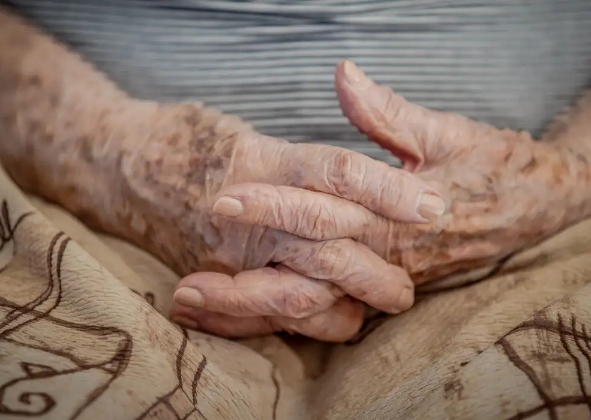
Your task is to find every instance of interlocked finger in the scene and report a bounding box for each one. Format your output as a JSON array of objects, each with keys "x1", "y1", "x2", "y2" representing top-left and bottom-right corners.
[
  {"x1": 173, "y1": 264, "x2": 343, "y2": 318},
  {"x1": 171, "y1": 297, "x2": 364, "y2": 343}
]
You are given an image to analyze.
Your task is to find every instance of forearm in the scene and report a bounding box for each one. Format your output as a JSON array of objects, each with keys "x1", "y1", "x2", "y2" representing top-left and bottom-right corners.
[
  {"x1": 0, "y1": 8, "x2": 246, "y2": 276},
  {"x1": 0, "y1": 7, "x2": 152, "y2": 230}
]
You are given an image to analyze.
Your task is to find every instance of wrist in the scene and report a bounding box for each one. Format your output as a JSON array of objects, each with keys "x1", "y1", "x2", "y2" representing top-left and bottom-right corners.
[
  {"x1": 485, "y1": 139, "x2": 591, "y2": 253},
  {"x1": 551, "y1": 142, "x2": 591, "y2": 225},
  {"x1": 401, "y1": 136, "x2": 591, "y2": 286},
  {"x1": 55, "y1": 99, "x2": 160, "y2": 234},
  {"x1": 8, "y1": 96, "x2": 154, "y2": 234}
]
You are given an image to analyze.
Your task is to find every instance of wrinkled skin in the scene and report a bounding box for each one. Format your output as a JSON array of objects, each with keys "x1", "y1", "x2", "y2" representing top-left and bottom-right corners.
[
  {"x1": 173, "y1": 62, "x2": 591, "y2": 339},
  {"x1": 335, "y1": 62, "x2": 591, "y2": 284},
  {"x1": 2, "y1": 8, "x2": 591, "y2": 342},
  {"x1": 116, "y1": 103, "x2": 434, "y2": 340},
  {"x1": 0, "y1": 9, "x2": 443, "y2": 342}
]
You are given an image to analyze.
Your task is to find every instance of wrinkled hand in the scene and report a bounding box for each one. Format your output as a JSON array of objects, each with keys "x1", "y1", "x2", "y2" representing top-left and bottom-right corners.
[
  {"x1": 116, "y1": 99, "x2": 443, "y2": 341},
  {"x1": 173, "y1": 61, "x2": 589, "y2": 340},
  {"x1": 335, "y1": 61, "x2": 585, "y2": 283}
]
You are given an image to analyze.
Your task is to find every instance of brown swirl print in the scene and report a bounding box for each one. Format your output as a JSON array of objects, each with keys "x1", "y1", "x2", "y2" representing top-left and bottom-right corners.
[
  {"x1": 0, "y1": 199, "x2": 209, "y2": 419},
  {"x1": 497, "y1": 312, "x2": 591, "y2": 420},
  {"x1": 0, "y1": 199, "x2": 32, "y2": 272},
  {"x1": 0, "y1": 227, "x2": 133, "y2": 418}
]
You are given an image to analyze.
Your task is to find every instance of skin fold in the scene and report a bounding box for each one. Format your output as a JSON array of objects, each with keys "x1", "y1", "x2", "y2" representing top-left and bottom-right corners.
[{"x1": 1, "y1": 8, "x2": 591, "y2": 342}]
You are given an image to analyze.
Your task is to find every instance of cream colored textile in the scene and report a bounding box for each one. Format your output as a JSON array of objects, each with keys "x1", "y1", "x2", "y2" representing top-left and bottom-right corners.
[{"x1": 2, "y1": 164, "x2": 591, "y2": 420}]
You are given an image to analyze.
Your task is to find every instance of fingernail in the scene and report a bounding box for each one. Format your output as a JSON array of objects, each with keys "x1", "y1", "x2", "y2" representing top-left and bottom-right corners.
[
  {"x1": 343, "y1": 60, "x2": 366, "y2": 85},
  {"x1": 397, "y1": 286, "x2": 414, "y2": 312},
  {"x1": 417, "y1": 193, "x2": 445, "y2": 220},
  {"x1": 213, "y1": 196, "x2": 244, "y2": 217},
  {"x1": 174, "y1": 287, "x2": 205, "y2": 308}
]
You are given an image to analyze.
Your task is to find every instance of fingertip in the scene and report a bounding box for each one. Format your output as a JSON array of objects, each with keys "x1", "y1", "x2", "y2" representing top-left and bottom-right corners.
[
  {"x1": 212, "y1": 196, "x2": 244, "y2": 217},
  {"x1": 334, "y1": 63, "x2": 428, "y2": 170},
  {"x1": 174, "y1": 287, "x2": 205, "y2": 308},
  {"x1": 416, "y1": 192, "x2": 446, "y2": 222},
  {"x1": 334, "y1": 59, "x2": 352, "y2": 85},
  {"x1": 334, "y1": 60, "x2": 371, "y2": 119},
  {"x1": 334, "y1": 59, "x2": 348, "y2": 78},
  {"x1": 396, "y1": 286, "x2": 415, "y2": 313},
  {"x1": 338, "y1": 60, "x2": 370, "y2": 87},
  {"x1": 322, "y1": 298, "x2": 366, "y2": 342}
]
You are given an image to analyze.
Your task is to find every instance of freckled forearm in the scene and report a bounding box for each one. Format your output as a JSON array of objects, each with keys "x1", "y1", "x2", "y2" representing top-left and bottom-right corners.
[
  {"x1": 0, "y1": 7, "x2": 152, "y2": 227},
  {"x1": 0, "y1": 8, "x2": 239, "y2": 275},
  {"x1": 0, "y1": 7, "x2": 119, "y2": 182}
]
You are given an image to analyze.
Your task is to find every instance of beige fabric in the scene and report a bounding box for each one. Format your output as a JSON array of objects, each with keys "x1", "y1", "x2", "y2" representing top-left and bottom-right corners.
[{"x1": 2, "y1": 163, "x2": 591, "y2": 420}]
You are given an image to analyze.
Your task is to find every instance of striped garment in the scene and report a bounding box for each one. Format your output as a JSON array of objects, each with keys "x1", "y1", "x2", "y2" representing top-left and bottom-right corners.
[{"x1": 5, "y1": 0, "x2": 591, "y2": 163}]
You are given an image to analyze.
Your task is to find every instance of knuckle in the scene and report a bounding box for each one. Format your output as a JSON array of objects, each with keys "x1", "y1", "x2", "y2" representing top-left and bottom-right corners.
[
  {"x1": 218, "y1": 292, "x2": 248, "y2": 314},
  {"x1": 254, "y1": 204, "x2": 274, "y2": 226},
  {"x1": 258, "y1": 188, "x2": 291, "y2": 230},
  {"x1": 280, "y1": 289, "x2": 324, "y2": 319},
  {"x1": 326, "y1": 149, "x2": 365, "y2": 197},
  {"x1": 377, "y1": 167, "x2": 415, "y2": 215},
  {"x1": 386, "y1": 170, "x2": 409, "y2": 209},
  {"x1": 302, "y1": 201, "x2": 332, "y2": 240},
  {"x1": 263, "y1": 268, "x2": 329, "y2": 319},
  {"x1": 316, "y1": 240, "x2": 354, "y2": 279}
]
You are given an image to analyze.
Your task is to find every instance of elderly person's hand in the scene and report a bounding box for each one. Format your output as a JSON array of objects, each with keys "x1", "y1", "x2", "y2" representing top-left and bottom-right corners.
[
  {"x1": 0, "y1": 9, "x2": 447, "y2": 343},
  {"x1": 335, "y1": 61, "x2": 590, "y2": 284},
  {"x1": 173, "y1": 61, "x2": 591, "y2": 339},
  {"x1": 119, "y1": 101, "x2": 444, "y2": 341}
]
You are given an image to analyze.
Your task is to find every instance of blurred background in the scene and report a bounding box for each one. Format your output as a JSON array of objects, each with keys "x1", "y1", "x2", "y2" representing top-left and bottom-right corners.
[{"x1": 7, "y1": 0, "x2": 591, "y2": 165}]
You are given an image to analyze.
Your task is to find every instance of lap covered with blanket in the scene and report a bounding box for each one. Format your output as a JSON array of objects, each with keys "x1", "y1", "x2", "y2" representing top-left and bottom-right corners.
[
  {"x1": 3, "y1": 150, "x2": 591, "y2": 420},
  {"x1": 3, "y1": 5, "x2": 591, "y2": 420}
]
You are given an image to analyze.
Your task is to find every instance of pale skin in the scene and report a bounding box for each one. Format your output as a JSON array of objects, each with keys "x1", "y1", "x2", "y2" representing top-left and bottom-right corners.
[{"x1": 2, "y1": 8, "x2": 591, "y2": 342}]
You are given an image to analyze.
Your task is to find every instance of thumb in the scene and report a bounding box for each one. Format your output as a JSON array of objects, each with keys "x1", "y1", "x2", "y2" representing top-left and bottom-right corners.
[{"x1": 335, "y1": 60, "x2": 492, "y2": 172}]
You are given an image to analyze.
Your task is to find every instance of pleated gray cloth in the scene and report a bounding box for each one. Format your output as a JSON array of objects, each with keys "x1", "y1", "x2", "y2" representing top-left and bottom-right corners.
[{"x1": 5, "y1": 0, "x2": 591, "y2": 163}]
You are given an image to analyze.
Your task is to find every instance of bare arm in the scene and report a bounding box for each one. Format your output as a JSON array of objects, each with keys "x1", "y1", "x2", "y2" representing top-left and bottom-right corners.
[
  {"x1": 4, "y1": 5, "x2": 591, "y2": 287},
  {"x1": 0, "y1": 6, "x2": 145, "y2": 231},
  {"x1": 0, "y1": 8, "x2": 445, "y2": 341}
]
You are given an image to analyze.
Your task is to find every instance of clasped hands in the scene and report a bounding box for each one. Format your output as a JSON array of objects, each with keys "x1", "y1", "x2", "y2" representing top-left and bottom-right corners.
[{"x1": 119, "y1": 61, "x2": 565, "y2": 342}]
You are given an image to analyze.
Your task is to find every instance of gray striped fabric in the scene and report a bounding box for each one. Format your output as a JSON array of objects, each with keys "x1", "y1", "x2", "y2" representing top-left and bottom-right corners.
[{"x1": 5, "y1": 0, "x2": 591, "y2": 163}]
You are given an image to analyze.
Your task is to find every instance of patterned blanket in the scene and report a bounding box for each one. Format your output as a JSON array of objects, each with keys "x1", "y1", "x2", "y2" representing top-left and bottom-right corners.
[{"x1": 2, "y1": 152, "x2": 591, "y2": 419}]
